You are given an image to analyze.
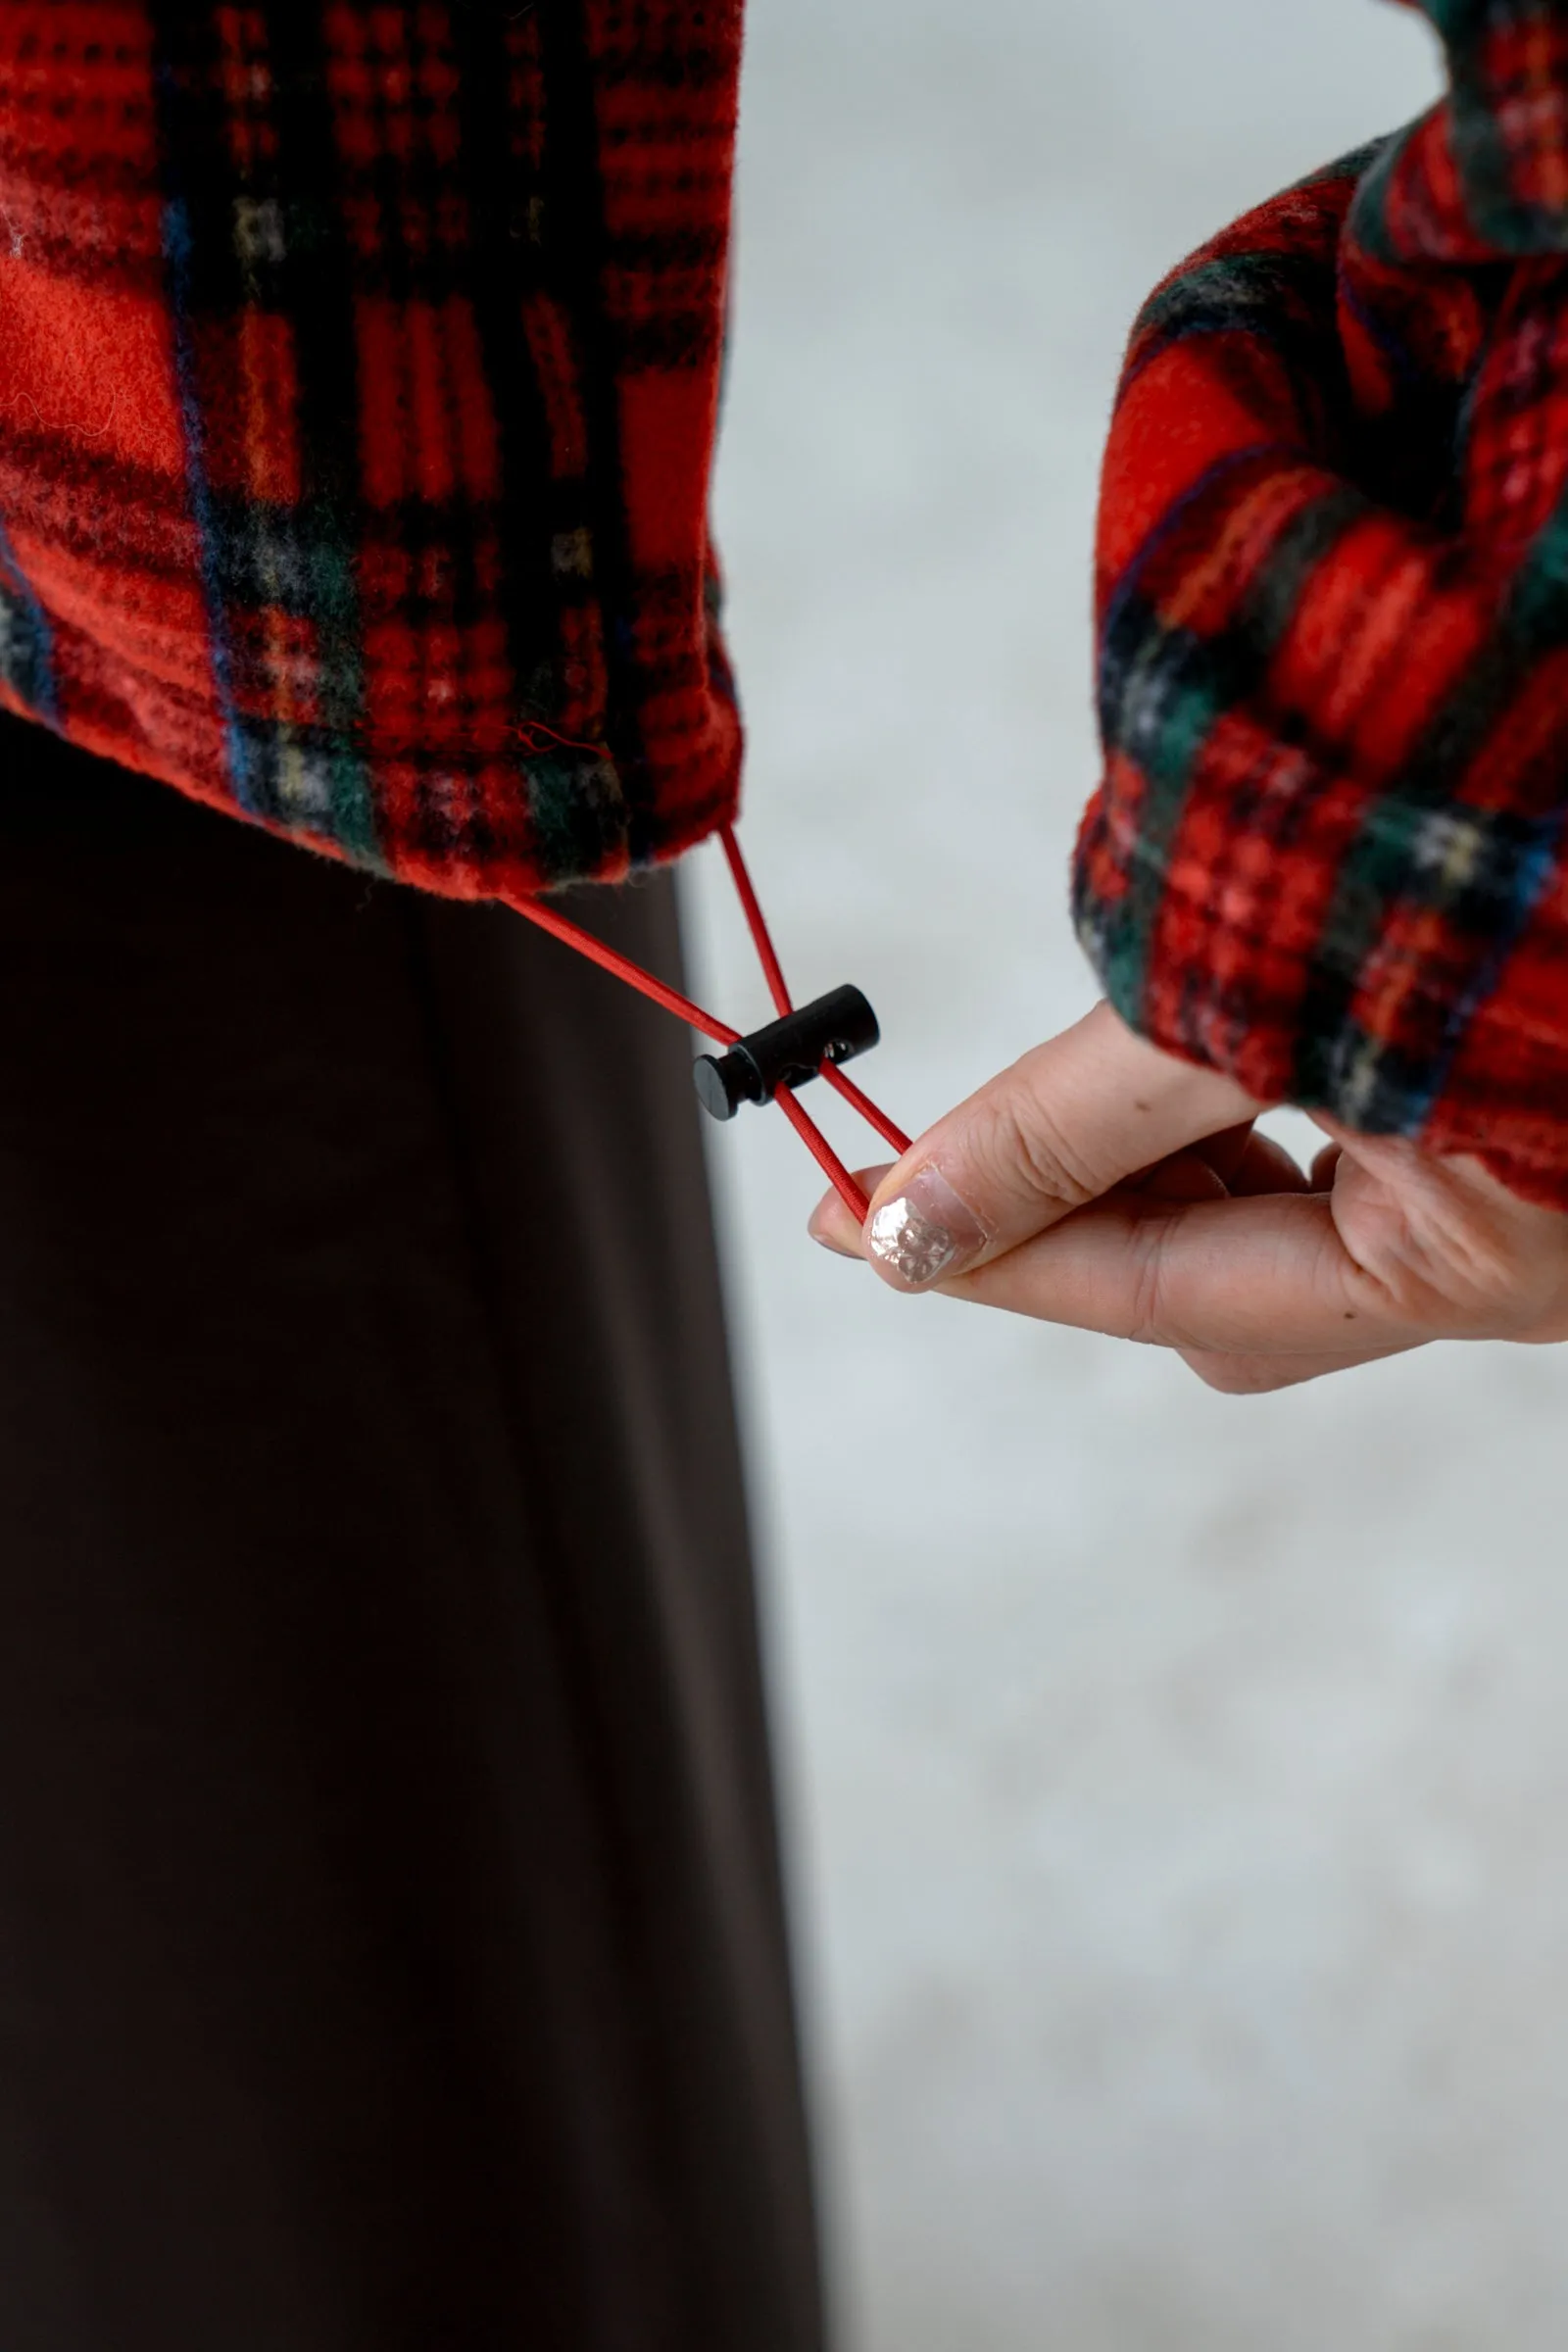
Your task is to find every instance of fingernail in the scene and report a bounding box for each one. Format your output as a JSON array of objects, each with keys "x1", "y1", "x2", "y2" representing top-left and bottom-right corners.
[{"x1": 864, "y1": 1166, "x2": 992, "y2": 1291}]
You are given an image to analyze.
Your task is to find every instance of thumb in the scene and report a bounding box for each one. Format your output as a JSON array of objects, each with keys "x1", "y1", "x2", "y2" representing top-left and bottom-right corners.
[{"x1": 853, "y1": 1002, "x2": 1264, "y2": 1293}]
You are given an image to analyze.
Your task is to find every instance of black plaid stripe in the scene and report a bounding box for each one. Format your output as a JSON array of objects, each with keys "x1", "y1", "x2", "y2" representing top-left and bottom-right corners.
[
  {"x1": 442, "y1": 2, "x2": 576, "y2": 879},
  {"x1": 534, "y1": 2, "x2": 649, "y2": 860},
  {"x1": 147, "y1": 2, "x2": 377, "y2": 849},
  {"x1": 242, "y1": 6, "x2": 376, "y2": 853}
]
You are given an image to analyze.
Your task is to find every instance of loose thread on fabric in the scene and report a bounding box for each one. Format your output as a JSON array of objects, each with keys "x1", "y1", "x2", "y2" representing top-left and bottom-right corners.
[{"x1": 508, "y1": 825, "x2": 911, "y2": 1222}]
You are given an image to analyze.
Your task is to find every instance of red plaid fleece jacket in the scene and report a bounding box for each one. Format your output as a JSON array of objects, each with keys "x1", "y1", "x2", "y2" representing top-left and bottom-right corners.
[
  {"x1": 6, "y1": 4, "x2": 1568, "y2": 1207},
  {"x1": 1077, "y1": 0, "x2": 1568, "y2": 1208},
  {"x1": 0, "y1": 2, "x2": 740, "y2": 894}
]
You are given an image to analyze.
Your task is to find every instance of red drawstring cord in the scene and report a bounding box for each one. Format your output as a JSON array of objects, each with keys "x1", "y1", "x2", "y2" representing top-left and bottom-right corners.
[
  {"x1": 508, "y1": 826, "x2": 911, "y2": 1223},
  {"x1": 715, "y1": 829, "x2": 911, "y2": 1159},
  {"x1": 716, "y1": 822, "x2": 792, "y2": 1017}
]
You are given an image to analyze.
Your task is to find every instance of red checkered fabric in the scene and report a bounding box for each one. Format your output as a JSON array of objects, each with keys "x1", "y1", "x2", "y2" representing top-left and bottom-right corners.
[
  {"x1": 1076, "y1": 0, "x2": 1568, "y2": 1207},
  {"x1": 0, "y1": 2, "x2": 742, "y2": 899}
]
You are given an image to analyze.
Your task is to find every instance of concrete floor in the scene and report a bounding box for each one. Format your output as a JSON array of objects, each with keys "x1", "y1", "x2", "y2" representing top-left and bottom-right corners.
[{"x1": 683, "y1": 6, "x2": 1568, "y2": 2348}]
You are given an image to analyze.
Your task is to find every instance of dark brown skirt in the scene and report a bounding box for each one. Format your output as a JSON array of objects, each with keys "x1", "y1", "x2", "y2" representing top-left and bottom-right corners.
[{"x1": 0, "y1": 717, "x2": 824, "y2": 2352}]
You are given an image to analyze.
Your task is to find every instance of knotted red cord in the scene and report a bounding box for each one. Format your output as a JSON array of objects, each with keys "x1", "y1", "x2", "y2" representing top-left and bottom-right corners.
[{"x1": 509, "y1": 827, "x2": 911, "y2": 1223}]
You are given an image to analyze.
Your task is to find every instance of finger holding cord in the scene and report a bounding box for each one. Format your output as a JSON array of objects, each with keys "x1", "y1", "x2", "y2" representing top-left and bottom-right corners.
[
  {"x1": 808, "y1": 1000, "x2": 1264, "y2": 1288},
  {"x1": 814, "y1": 1152, "x2": 1423, "y2": 1380}
]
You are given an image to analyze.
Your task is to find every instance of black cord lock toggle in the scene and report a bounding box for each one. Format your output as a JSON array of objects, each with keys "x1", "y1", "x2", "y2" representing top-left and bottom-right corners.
[{"x1": 693, "y1": 985, "x2": 880, "y2": 1122}]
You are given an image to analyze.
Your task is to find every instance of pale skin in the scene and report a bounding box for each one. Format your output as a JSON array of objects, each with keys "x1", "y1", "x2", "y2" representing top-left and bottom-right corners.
[{"x1": 808, "y1": 1001, "x2": 1568, "y2": 1393}]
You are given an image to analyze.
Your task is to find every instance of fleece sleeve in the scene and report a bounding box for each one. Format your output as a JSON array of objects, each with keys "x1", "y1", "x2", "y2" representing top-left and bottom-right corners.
[{"x1": 1073, "y1": 0, "x2": 1568, "y2": 1209}]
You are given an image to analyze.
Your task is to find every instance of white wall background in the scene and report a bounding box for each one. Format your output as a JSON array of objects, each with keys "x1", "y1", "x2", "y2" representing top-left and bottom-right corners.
[{"x1": 684, "y1": 7, "x2": 1568, "y2": 2347}]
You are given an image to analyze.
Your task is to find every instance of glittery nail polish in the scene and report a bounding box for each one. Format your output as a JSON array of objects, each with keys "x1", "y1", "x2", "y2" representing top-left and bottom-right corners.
[{"x1": 864, "y1": 1166, "x2": 993, "y2": 1291}]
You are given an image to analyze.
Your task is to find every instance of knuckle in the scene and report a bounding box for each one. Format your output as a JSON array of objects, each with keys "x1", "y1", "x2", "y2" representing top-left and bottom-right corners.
[
  {"x1": 1126, "y1": 1211, "x2": 1176, "y2": 1347},
  {"x1": 1346, "y1": 1209, "x2": 1533, "y2": 1334},
  {"x1": 980, "y1": 1095, "x2": 1102, "y2": 1213},
  {"x1": 1333, "y1": 1138, "x2": 1550, "y2": 1336}
]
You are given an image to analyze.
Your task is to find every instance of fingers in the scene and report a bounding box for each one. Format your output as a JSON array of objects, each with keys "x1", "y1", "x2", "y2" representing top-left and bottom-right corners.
[
  {"x1": 811, "y1": 1152, "x2": 1423, "y2": 1376},
  {"x1": 949, "y1": 1188, "x2": 1418, "y2": 1356},
  {"x1": 1222, "y1": 1130, "x2": 1312, "y2": 1198},
  {"x1": 1163, "y1": 1122, "x2": 1256, "y2": 1193},
  {"x1": 1127, "y1": 1152, "x2": 1231, "y2": 1204},
  {"x1": 808, "y1": 1119, "x2": 1306, "y2": 1267},
  {"x1": 1310, "y1": 1141, "x2": 1344, "y2": 1190},
  {"x1": 849, "y1": 1004, "x2": 1263, "y2": 1292}
]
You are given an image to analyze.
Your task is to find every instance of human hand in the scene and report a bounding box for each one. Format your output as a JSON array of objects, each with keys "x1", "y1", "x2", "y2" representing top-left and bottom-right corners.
[{"x1": 808, "y1": 1003, "x2": 1568, "y2": 1392}]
